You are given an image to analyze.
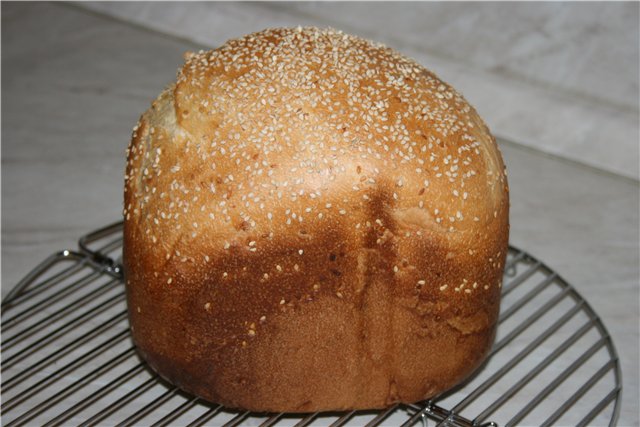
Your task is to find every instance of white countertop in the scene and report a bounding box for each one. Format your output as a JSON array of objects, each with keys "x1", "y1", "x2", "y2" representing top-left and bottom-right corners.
[{"x1": 2, "y1": 3, "x2": 638, "y2": 425}]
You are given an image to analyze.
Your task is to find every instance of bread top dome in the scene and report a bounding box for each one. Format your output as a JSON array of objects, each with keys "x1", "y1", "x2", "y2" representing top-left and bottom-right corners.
[{"x1": 124, "y1": 26, "x2": 508, "y2": 326}]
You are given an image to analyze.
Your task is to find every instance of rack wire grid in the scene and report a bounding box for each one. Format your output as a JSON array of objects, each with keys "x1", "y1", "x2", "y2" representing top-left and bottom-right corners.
[{"x1": 1, "y1": 222, "x2": 622, "y2": 427}]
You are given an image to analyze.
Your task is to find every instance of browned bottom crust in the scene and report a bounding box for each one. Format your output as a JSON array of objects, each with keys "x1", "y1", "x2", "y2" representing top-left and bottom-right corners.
[{"x1": 130, "y1": 291, "x2": 497, "y2": 412}]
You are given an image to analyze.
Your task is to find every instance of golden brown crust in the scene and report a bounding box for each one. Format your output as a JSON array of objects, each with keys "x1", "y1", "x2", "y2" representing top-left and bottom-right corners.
[{"x1": 123, "y1": 27, "x2": 509, "y2": 412}]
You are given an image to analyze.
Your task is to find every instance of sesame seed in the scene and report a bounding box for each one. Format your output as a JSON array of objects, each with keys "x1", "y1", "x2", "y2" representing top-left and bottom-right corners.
[{"x1": 128, "y1": 28, "x2": 500, "y2": 285}]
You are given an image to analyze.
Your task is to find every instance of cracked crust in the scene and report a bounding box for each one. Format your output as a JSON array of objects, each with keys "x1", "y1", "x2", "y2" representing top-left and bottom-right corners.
[{"x1": 123, "y1": 27, "x2": 509, "y2": 412}]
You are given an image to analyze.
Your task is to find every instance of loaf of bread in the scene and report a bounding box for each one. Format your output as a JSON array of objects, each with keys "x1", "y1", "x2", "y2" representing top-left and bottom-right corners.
[{"x1": 123, "y1": 27, "x2": 509, "y2": 413}]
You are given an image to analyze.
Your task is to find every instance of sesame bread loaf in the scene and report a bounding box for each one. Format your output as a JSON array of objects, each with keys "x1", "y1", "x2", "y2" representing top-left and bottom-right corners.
[{"x1": 123, "y1": 27, "x2": 509, "y2": 412}]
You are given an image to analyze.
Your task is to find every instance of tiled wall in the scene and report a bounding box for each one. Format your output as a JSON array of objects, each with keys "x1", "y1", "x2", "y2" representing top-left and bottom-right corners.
[{"x1": 80, "y1": 2, "x2": 639, "y2": 180}]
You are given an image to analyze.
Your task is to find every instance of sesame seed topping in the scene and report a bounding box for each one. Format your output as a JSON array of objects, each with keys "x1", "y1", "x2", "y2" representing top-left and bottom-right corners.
[{"x1": 126, "y1": 27, "x2": 507, "y2": 295}]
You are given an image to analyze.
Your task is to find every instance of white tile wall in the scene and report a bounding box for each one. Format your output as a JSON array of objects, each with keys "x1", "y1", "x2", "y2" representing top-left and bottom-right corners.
[{"x1": 79, "y1": 1, "x2": 639, "y2": 180}]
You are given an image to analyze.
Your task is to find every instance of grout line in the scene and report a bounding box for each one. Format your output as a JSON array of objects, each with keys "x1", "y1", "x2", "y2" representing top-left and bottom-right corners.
[
  {"x1": 61, "y1": 1, "x2": 640, "y2": 185},
  {"x1": 60, "y1": 1, "x2": 209, "y2": 50},
  {"x1": 496, "y1": 136, "x2": 639, "y2": 185}
]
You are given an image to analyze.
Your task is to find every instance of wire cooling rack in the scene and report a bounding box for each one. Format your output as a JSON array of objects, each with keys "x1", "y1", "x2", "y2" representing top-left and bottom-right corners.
[{"x1": 1, "y1": 222, "x2": 621, "y2": 427}]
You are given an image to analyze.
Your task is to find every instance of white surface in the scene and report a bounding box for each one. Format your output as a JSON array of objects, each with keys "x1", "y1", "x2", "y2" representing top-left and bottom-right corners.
[
  {"x1": 1, "y1": 3, "x2": 638, "y2": 426},
  {"x1": 79, "y1": 1, "x2": 640, "y2": 180}
]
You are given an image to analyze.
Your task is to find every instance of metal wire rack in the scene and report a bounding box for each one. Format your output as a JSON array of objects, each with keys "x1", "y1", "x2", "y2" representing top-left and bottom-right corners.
[{"x1": 1, "y1": 222, "x2": 621, "y2": 427}]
